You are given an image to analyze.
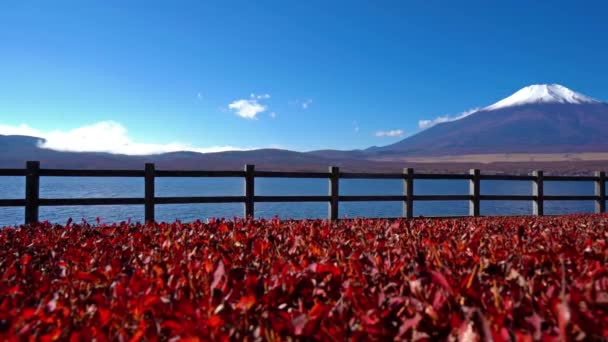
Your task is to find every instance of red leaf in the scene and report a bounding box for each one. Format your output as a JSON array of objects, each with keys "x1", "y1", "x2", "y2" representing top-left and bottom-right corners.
[
  {"x1": 218, "y1": 224, "x2": 230, "y2": 233},
  {"x1": 292, "y1": 314, "x2": 308, "y2": 336},
  {"x1": 211, "y1": 260, "x2": 225, "y2": 290},
  {"x1": 98, "y1": 307, "x2": 111, "y2": 327},
  {"x1": 20, "y1": 254, "x2": 32, "y2": 267},
  {"x1": 21, "y1": 308, "x2": 37, "y2": 320},
  {"x1": 236, "y1": 295, "x2": 256, "y2": 311},
  {"x1": 397, "y1": 314, "x2": 422, "y2": 337},
  {"x1": 73, "y1": 271, "x2": 96, "y2": 282},
  {"x1": 129, "y1": 328, "x2": 144, "y2": 342},
  {"x1": 162, "y1": 320, "x2": 184, "y2": 333},
  {"x1": 206, "y1": 315, "x2": 223, "y2": 328},
  {"x1": 429, "y1": 270, "x2": 452, "y2": 293},
  {"x1": 142, "y1": 295, "x2": 160, "y2": 308},
  {"x1": 309, "y1": 263, "x2": 341, "y2": 277}
]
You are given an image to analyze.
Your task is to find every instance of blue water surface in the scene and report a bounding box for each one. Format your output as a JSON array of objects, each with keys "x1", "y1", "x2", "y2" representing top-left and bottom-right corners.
[{"x1": 0, "y1": 176, "x2": 603, "y2": 227}]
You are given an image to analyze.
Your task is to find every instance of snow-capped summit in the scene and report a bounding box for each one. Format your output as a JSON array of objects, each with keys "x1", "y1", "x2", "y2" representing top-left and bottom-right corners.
[{"x1": 484, "y1": 84, "x2": 599, "y2": 111}]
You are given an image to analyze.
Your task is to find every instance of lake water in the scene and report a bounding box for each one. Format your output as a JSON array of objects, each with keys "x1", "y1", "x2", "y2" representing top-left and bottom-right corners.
[{"x1": 0, "y1": 177, "x2": 602, "y2": 227}]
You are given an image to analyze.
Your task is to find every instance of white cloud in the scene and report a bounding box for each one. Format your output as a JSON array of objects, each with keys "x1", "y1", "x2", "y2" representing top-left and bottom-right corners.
[
  {"x1": 290, "y1": 99, "x2": 313, "y2": 109},
  {"x1": 0, "y1": 121, "x2": 246, "y2": 155},
  {"x1": 251, "y1": 93, "x2": 270, "y2": 100},
  {"x1": 228, "y1": 93, "x2": 271, "y2": 119},
  {"x1": 301, "y1": 99, "x2": 312, "y2": 109},
  {"x1": 418, "y1": 108, "x2": 480, "y2": 129},
  {"x1": 375, "y1": 129, "x2": 404, "y2": 137},
  {"x1": 228, "y1": 99, "x2": 267, "y2": 119},
  {"x1": 269, "y1": 112, "x2": 277, "y2": 118}
]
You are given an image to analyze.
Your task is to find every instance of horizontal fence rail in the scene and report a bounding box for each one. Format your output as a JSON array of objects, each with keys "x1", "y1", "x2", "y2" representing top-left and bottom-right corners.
[{"x1": 0, "y1": 161, "x2": 606, "y2": 225}]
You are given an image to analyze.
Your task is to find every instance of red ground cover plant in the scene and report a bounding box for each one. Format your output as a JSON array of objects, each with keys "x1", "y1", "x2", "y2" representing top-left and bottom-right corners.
[{"x1": 0, "y1": 214, "x2": 607, "y2": 341}]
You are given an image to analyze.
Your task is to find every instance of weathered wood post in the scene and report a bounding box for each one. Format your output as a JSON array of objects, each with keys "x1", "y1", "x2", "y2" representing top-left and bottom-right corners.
[
  {"x1": 595, "y1": 171, "x2": 606, "y2": 214},
  {"x1": 469, "y1": 169, "x2": 480, "y2": 217},
  {"x1": 328, "y1": 166, "x2": 339, "y2": 220},
  {"x1": 533, "y1": 170, "x2": 544, "y2": 216},
  {"x1": 244, "y1": 164, "x2": 255, "y2": 218},
  {"x1": 144, "y1": 163, "x2": 155, "y2": 222},
  {"x1": 25, "y1": 161, "x2": 40, "y2": 225},
  {"x1": 403, "y1": 168, "x2": 414, "y2": 219}
]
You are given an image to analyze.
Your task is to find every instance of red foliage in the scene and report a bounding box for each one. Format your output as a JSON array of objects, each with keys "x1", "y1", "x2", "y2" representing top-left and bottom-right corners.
[{"x1": 0, "y1": 215, "x2": 607, "y2": 340}]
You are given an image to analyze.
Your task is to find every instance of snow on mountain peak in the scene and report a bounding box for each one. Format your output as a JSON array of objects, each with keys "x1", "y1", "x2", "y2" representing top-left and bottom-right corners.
[{"x1": 484, "y1": 84, "x2": 599, "y2": 111}]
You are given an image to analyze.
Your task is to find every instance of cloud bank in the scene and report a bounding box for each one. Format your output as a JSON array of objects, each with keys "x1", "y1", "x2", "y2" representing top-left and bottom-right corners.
[
  {"x1": 0, "y1": 121, "x2": 245, "y2": 155},
  {"x1": 418, "y1": 108, "x2": 480, "y2": 129},
  {"x1": 375, "y1": 129, "x2": 404, "y2": 137}
]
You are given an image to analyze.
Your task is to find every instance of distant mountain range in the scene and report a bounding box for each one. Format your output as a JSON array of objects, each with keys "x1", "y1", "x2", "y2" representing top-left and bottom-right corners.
[
  {"x1": 0, "y1": 134, "x2": 396, "y2": 171},
  {"x1": 3, "y1": 84, "x2": 608, "y2": 173}
]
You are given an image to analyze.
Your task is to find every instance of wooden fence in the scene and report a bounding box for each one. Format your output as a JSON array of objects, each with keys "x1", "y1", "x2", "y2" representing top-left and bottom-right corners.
[{"x1": 0, "y1": 161, "x2": 606, "y2": 224}]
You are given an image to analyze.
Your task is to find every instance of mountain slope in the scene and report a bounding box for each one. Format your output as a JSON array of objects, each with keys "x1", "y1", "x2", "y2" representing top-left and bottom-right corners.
[{"x1": 374, "y1": 84, "x2": 608, "y2": 156}]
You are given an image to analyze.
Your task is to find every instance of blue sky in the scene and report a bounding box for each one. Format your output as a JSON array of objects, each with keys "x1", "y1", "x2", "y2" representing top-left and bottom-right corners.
[{"x1": 1, "y1": 1, "x2": 608, "y2": 154}]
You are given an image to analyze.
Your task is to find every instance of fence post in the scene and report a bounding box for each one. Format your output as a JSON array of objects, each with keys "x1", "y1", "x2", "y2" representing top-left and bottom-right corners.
[
  {"x1": 403, "y1": 168, "x2": 414, "y2": 219},
  {"x1": 469, "y1": 169, "x2": 480, "y2": 217},
  {"x1": 328, "y1": 166, "x2": 339, "y2": 220},
  {"x1": 595, "y1": 171, "x2": 606, "y2": 214},
  {"x1": 244, "y1": 164, "x2": 255, "y2": 218},
  {"x1": 25, "y1": 161, "x2": 40, "y2": 225},
  {"x1": 533, "y1": 170, "x2": 544, "y2": 216},
  {"x1": 145, "y1": 163, "x2": 155, "y2": 222}
]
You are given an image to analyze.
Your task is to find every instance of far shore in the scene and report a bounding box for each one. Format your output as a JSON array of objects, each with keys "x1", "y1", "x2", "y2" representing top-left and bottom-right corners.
[{"x1": 373, "y1": 152, "x2": 608, "y2": 164}]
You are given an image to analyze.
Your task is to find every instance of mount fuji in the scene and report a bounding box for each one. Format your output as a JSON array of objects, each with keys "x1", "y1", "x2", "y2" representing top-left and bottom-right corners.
[{"x1": 372, "y1": 84, "x2": 608, "y2": 156}]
